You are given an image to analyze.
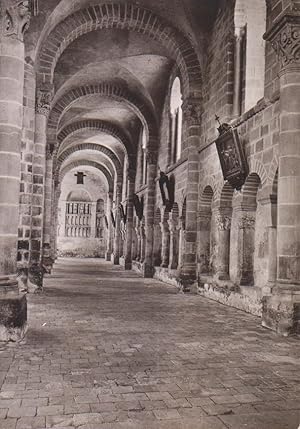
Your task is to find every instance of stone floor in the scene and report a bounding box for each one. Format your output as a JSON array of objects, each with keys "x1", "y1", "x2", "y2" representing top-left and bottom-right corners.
[{"x1": 0, "y1": 258, "x2": 299, "y2": 429}]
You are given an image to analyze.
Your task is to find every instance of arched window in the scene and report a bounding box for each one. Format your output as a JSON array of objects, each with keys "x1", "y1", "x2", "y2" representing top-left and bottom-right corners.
[
  {"x1": 141, "y1": 127, "x2": 147, "y2": 185},
  {"x1": 234, "y1": 0, "x2": 266, "y2": 114},
  {"x1": 170, "y1": 77, "x2": 183, "y2": 164}
]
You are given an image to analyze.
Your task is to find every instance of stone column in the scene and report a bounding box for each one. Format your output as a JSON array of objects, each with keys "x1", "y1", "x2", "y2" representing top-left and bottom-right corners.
[
  {"x1": 233, "y1": 26, "x2": 246, "y2": 117},
  {"x1": 42, "y1": 153, "x2": 54, "y2": 272},
  {"x1": 125, "y1": 170, "x2": 135, "y2": 270},
  {"x1": 197, "y1": 212, "x2": 211, "y2": 275},
  {"x1": 140, "y1": 220, "x2": 146, "y2": 263},
  {"x1": 90, "y1": 202, "x2": 97, "y2": 238},
  {"x1": 215, "y1": 212, "x2": 232, "y2": 280},
  {"x1": 28, "y1": 85, "x2": 53, "y2": 290},
  {"x1": 113, "y1": 183, "x2": 122, "y2": 265},
  {"x1": 179, "y1": 99, "x2": 201, "y2": 287},
  {"x1": 142, "y1": 150, "x2": 157, "y2": 277},
  {"x1": 0, "y1": 0, "x2": 31, "y2": 340},
  {"x1": 237, "y1": 212, "x2": 255, "y2": 286},
  {"x1": 168, "y1": 216, "x2": 179, "y2": 270},
  {"x1": 263, "y1": 15, "x2": 300, "y2": 334},
  {"x1": 106, "y1": 191, "x2": 113, "y2": 261},
  {"x1": 178, "y1": 218, "x2": 185, "y2": 271},
  {"x1": 135, "y1": 222, "x2": 141, "y2": 261},
  {"x1": 268, "y1": 226, "x2": 277, "y2": 284},
  {"x1": 160, "y1": 219, "x2": 170, "y2": 268}
]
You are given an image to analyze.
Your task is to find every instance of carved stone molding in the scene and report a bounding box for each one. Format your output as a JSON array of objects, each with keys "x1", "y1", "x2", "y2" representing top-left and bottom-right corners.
[
  {"x1": 0, "y1": 0, "x2": 31, "y2": 41},
  {"x1": 36, "y1": 86, "x2": 53, "y2": 116},
  {"x1": 182, "y1": 98, "x2": 202, "y2": 126},
  {"x1": 264, "y1": 14, "x2": 300, "y2": 73},
  {"x1": 238, "y1": 214, "x2": 256, "y2": 230},
  {"x1": 216, "y1": 214, "x2": 231, "y2": 231}
]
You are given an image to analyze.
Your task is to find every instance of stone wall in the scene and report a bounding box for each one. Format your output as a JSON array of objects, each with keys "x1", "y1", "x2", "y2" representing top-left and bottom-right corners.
[{"x1": 57, "y1": 170, "x2": 108, "y2": 258}]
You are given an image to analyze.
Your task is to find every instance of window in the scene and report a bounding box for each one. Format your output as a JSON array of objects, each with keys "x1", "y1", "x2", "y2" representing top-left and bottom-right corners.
[
  {"x1": 170, "y1": 77, "x2": 183, "y2": 164},
  {"x1": 141, "y1": 127, "x2": 148, "y2": 185},
  {"x1": 234, "y1": 0, "x2": 266, "y2": 114}
]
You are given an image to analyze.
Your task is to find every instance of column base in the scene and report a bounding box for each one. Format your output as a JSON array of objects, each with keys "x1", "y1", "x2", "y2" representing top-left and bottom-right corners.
[
  {"x1": 239, "y1": 274, "x2": 254, "y2": 286},
  {"x1": 142, "y1": 263, "x2": 154, "y2": 278},
  {"x1": 28, "y1": 264, "x2": 44, "y2": 293},
  {"x1": 42, "y1": 257, "x2": 53, "y2": 275},
  {"x1": 0, "y1": 277, "x2": 27, "y2": 342},
  {"x1": 262, "y1": 286, "x2": 300, "y2": 336},
  {"x1": 215, "y1": 272, "x2": 230, "y2": 281},
  {"x1": 113, "y1": 254, "x2": 119, "y2": 265},
  {"x1": 105, "y1": 252, "x2": 112, "y2": 262},
  {"x1": 17, "y1": 268, "x2": 28, "y2": 292},
  {"x1": 124, "y1": 260, "x2": 132, "y2": 270}
]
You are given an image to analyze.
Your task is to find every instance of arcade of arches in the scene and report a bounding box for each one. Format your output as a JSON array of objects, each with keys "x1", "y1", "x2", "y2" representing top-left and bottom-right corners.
[{"x1": 1, "y1": 0, "x2": 300, "y2": 344}]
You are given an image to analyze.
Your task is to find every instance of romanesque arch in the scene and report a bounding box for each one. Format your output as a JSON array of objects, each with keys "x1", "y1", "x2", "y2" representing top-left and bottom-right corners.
[
  {"x1": 36, "y1": 3, "x2": 202, "y2": 97},
  {"x1": 57, "y1": 119, "x2": 135, "y2": 163},
  {"x1": 59, "y1": 160, "x2": 114, "y2": 193},
  {"x1": 55, "y1": 143, "x2": 123, "y2": 181}
]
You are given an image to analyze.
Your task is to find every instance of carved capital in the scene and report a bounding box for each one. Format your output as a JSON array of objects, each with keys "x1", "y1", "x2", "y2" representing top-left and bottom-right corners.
[
  {"x1": 146, "y1": 150, "x2": 158, "y2": 165},
  {"x1": 216, "y1": 214, "x2": 231, "y2": 231},
  {"x1": 238, "y1": 214, "x2": 256, "y2": 230},
  {"x1": 264, "y1": 14, "x2": 300, "y2": 73},
  {"x1": 36, "y1": 86, "x2": 53, "y2": 116},
  {"x1": 0, "y1": 0, "x2": 31, "y2": 41},
  {"x1": 182, "y1": 97, "x2": 202, "y2": 126}
]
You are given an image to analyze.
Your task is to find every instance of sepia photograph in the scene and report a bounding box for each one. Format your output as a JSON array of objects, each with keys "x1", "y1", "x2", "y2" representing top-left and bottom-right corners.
[{"x1": 0, "y1": 0, "x2": 299, "y2": 428}]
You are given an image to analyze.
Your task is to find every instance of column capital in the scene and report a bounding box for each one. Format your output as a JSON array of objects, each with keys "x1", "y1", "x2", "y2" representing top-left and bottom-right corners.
[
  {"x1": 238, "y1": 214, "x2": 255, "y2": 230},
  {"x1": 0, "y1": 0, "x2": 32, "y2": 41},
  {"x1": 36, "y1": 85, "x2": 54, "y2": 116},
  {"x1": 215, "y1": 214, "x2": 232, "y2": 231},
  {"x1": 182, "y1": 97, "x2": 202, "y2": 126},
  {"x1": 264, "y1": 14, "x2": 300, "y2": 74}
]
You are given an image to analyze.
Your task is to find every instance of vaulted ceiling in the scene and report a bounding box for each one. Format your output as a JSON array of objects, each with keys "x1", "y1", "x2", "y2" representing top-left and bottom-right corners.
[{"x1": 26, "y1": 0, "x2": 220, "y2": 193}]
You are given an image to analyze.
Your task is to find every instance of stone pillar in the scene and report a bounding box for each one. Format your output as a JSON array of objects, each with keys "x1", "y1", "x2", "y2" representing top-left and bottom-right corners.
[
  {"x1": 125, "y1": 170, "x2": 135, "y2": 270},
  {"x1": 42, "y1": 153, "x2": 54, "y2": 272},
  {"x1": 50, "y1": 185, "x2": 61, "y2": 262},
  {"x1": 178, "y1": 218, "x2": 185, "y2": 271},
  {"x1": 106, "y1": 192, "x2": 113, "y2": 261},
  {"x1": 90, "y1": 202, "x2": 97, "y2": 238},
  {"x1": 215, "y1": 212, "x2": 232, "y2": 280},
  {"x1": 197, "y1": 212, "x2": 211, "y2": 275},
  {"x1": 233, "y1": 26, "x2": 245, "y2": 117},
  {"x1": 237, "y1": 212, "x2": 255, "y2": 286},
  {"x1": 135, "y1": 222, "x2": 141, "y2": 261},
  {"x1": 0, "y1": 0, "x2": 31, "y2": 340},
  {"x1": 153, "y1": 224, "x2": 162, "y2": 267},
  {"x1": 113, "y1": 183, "x2": 122, "y2": 265},
  {"x1": 142, "y1": 150, "x2": 157, "y2": 277},
  {"x1": 140, "y1": 220, "x2": 146, "y2": 263},
  {"x1": 180, "y1": 98, "x2": 201, "y2": 287},
  {"x1": 168, "y1": 216, "x2": 179, "y2": 270},
  {"x1": 263, "y1": 15, "x2": 300, "y2": 335},
  {"x1": 160, "y1": 219, "x2": 170, "y2": 268},
  {"x1": 268, "y1": 226, "x2": 277, "y2": 284},
  {"x1": 28, "y1": 85, "x2": 53, "y2": 290}
]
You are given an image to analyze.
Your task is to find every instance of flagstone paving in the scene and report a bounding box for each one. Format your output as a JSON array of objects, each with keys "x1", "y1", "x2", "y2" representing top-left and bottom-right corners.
[{"x1": 0, "y1": 258, "x2": 299, "y2": 429}]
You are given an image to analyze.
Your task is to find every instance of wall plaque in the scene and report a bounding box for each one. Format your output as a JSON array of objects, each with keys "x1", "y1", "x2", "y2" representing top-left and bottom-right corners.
[{"x1": 215, "y1": 123, "x2": 248, "y2": 190}]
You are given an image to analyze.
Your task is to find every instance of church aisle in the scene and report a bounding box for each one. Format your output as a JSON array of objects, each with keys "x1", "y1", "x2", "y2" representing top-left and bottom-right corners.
[{"x1": 0, "y1": 258, "x2": 299, "y2": 429}]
